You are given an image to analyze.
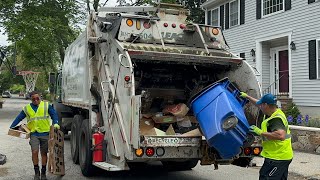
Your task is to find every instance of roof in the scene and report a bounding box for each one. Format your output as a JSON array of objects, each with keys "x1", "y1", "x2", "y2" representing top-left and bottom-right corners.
[{"x1": 201, "y1": 0, "x2": 227, "y2": 9}]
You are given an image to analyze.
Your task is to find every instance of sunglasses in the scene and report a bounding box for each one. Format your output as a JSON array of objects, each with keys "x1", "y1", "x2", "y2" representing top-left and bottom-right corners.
[{"x1": 31, "y1": 97, "x2": 40, "y2": 101}]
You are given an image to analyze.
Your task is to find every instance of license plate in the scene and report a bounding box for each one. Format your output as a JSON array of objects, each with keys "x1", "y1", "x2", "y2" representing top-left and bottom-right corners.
[{"x1": 142, "y1": 137, "x2": 201, "y2": 147}]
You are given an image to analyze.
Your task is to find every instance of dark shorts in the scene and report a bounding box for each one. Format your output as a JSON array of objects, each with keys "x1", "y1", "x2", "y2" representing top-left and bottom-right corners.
[
  {"x1": 29, "y1": 135, "x2": 49, "y2": 153},
  {"x1": 259, "y1": 158, "x2": 292, "y2": 180}
]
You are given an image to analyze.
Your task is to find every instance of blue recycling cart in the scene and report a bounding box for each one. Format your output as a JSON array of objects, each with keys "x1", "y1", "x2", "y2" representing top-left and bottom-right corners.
[{"x1": 191, "y1": 78, "x2": 250, "y2": 159}]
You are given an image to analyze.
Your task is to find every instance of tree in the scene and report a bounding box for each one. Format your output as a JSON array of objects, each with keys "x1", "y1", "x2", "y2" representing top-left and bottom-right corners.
[{"x1": 0, "y1": 0, "x2": 85, "y2": 92}]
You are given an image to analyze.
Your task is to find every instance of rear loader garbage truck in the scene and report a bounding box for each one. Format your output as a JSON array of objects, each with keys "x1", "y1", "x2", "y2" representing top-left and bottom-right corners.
[{"x1": 50, "y1": 3, "x2": 263, "y2": 176}]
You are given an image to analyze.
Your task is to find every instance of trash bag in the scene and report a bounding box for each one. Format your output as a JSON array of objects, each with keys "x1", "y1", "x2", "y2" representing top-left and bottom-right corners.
[{"x1": 0, "y1": 154, "x2": 7, "y2": 165}]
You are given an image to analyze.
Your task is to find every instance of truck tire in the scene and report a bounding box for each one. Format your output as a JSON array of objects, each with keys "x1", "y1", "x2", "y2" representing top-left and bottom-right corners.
[
  {"x1": 79, "y1": 119, "x2": 96, "y2": 176},
  {"x1": 162, "y1": 160, "x2": 198, "y2": 171},
  {"x1": 70, "y1": 115, "x2": 83, "y2": 164}
]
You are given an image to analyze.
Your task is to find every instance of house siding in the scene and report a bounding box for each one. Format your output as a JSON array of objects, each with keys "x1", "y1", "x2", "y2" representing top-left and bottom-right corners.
[{"x1": 205, "y1": 0, "x2": 320, "y2": 107}]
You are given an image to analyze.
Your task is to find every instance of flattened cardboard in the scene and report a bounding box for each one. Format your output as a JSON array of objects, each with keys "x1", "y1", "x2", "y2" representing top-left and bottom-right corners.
[
  {"x1": 139, "y1": 118, "x2": 155, "y2": 135},
  {"x1": 7, "y1": 125, "x2": 30, "y2": 139},
  {"x1": 165, "y1": 124, "x2": 176, "y2": 135},
  {"x1": 48, "y1": 126, "x2": 65, "y2": 175},
  {"x1": 181, "y1": 128, "x2": 202, "y2": 136},
  {"x1": 152, "y1": 116, "x2": 177, "y2": 124}
]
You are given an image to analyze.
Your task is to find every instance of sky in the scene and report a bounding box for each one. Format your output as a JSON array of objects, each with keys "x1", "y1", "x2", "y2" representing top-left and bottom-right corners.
[{"x1": 0, "y1": 0, "x2": 118, "y2": 46}]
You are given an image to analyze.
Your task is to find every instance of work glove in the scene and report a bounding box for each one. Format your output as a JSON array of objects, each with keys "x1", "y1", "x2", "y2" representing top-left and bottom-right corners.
[
  {"x1": 53, "y1": 124, "x2": 60, "y2": 130},
  {"x1": 240, "y1": 92, "x2": 248, "y2": 98},
  {"x1": 249, "y1": 125, "x2": 262, "y2": 136}
]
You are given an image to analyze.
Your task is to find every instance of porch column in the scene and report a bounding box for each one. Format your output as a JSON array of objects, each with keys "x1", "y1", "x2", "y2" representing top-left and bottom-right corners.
[{"x1": 255, "y1": 41, "x2": 263, "y2": 85}]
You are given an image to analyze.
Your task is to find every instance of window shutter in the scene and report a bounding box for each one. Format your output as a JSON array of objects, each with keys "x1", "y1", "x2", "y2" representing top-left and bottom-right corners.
[
  {"x1": 220, "y1": 5, "x2": 225, "y2": 30},
  {"x1": 240, "y1": 0, "x2": 245, "y2": 25},
  {"x1": 308, "y1": 0, "x2": 315, "y2": 4},
  {"x1": 309, "y1": 40, "x2": 317, "y2": 80},
  {"x1": 225, "y1": 3, "x2": 230, "y2": 29},
  {"x1": 256, "y1": 0, "x2": 261, "y2": 19},
  {"x1": 240, "y1": 53, "x2": 245, "y2": 59},
  {"x1": 285, "y1": 0, "x2": 291, "y2": 11},
  {"x1": 207, "y1": 10, "x2": 211, "y2": 25}
]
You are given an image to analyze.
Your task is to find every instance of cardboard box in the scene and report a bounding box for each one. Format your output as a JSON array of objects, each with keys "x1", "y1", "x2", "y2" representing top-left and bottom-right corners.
[
  {"x1": 181, "y1": 128, "x2": 202, "y2": 136},
  {"x1": 140, "y1": 118, "x2": 155, "y2": 135},
  {"x1": 152, "y1": 116, "x2": 177, "y2": 124},
  {"x1": 48, "y1": 126, "x2": 65, "y2": 175},
  {"x1": 7, "y1": 124, "x2": 30, "y2": 139}
]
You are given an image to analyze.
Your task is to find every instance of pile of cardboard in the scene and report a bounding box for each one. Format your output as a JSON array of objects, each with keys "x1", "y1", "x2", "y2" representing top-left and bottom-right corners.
[
  {"x1": 7, "y1": 124, "x2": 30, "y2": 139},
  {"x1": 48, "y1": 126, "x2": 65, "y2": 176},
  {"x1": 139, "y1": 103, "x2": 202, "y2": 136}
]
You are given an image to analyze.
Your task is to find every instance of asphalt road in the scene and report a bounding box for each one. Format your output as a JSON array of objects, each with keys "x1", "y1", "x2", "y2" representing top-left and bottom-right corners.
[{"x1": 0, "y1": 96, "x2": 304, "y2": 180}]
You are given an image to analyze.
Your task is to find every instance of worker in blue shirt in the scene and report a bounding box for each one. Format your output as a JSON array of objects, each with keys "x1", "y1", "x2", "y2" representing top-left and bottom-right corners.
[{"x1": 10, "y1": 91, "x2": 60, "y2": 180}]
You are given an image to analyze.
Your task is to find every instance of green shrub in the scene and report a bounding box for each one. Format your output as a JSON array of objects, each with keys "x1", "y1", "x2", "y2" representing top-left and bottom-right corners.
[{"x1": 285, "y1": 103, "x2": 300, "y2": 124}]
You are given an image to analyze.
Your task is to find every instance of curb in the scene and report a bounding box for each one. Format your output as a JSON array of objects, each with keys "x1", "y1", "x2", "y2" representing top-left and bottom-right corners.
[{"x1": 289, "y1": 172, "x2": 320, "y2": 180}]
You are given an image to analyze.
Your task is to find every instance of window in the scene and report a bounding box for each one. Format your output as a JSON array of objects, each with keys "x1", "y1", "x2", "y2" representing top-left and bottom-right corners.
[
  {"x1": 262, "y1": 0, "x2": 284, "y2": 16},
  {"x1": 211, "y1": 8, "x2": 220, "y2": 26},
  {"x1": 230, "y1": 0, "x2": 239, "y2": 27}
]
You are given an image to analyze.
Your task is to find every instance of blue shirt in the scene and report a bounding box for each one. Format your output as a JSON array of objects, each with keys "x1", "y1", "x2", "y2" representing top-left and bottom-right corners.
[{"x1": 10, "y1": 103, "x2": 59, "y2": 136}]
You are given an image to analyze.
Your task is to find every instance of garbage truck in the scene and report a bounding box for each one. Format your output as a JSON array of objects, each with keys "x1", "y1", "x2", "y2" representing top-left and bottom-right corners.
[{"x1": 50, "y1": 3, "x2": 262, "y2": 176}]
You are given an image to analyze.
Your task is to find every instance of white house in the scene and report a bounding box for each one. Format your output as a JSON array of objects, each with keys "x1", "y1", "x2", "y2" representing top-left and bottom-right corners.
[{"x1": 201, "y1": 0, "x2": 320, "y2": 116}]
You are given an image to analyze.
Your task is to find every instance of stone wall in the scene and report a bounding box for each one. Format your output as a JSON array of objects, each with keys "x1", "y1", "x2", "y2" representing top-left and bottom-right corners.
[{"x1": 289, "y1": 125, "x2": 320, "y2": 154}]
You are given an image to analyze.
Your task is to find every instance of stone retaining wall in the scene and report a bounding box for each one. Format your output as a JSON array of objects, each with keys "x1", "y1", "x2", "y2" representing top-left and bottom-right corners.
[{"x1": 289, "y1": 125, "x2": 320, "y2": 154}]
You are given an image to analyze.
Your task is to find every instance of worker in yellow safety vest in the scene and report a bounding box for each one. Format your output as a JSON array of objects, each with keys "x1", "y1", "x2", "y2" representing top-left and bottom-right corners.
[
  {"x1": 240, "y1": 93, "x2": 293, "y2": 180},
  {"x1": 10, "y1": 91, "x2": 60, "y2": 180}
]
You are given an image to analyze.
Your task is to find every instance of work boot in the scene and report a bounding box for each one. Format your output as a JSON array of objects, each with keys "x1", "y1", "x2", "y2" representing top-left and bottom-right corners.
[
  {"x1": 40, "y1": 173, "x2": 47, "y2": 180},
  {"x1": 34, "y1": 173, "x2": 40, "y2": 180},
  {"x1": 41, "y1": 165, "x2": 47, "y2": 180},
  {"x1": 34, "y1": 165, "x2": 40, "y2": 180}
]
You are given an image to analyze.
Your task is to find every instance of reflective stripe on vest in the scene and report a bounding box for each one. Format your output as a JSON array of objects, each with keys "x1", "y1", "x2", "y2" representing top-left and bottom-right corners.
[
  {"x1": 260, "y1": 108, "x2": 293, "y2": 160},
  {"x1": 23, "y1": 101, "x2": 51, "y2": 133}
]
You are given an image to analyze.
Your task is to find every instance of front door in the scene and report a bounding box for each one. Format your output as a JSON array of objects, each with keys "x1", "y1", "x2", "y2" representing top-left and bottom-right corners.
[
  {"x1": 270, "y1": 48, "x2": 289, "y2": 96},
  {"x1": 278, "y1": 50, "x2": 289, "y2": 95}
]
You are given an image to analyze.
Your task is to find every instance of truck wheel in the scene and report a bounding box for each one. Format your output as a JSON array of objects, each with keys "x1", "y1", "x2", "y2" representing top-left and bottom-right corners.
[
  {"x1": 70, "y1": 115, "x2": 83, "y2": 164},
  {"x1": 79, "y1": 119, "x2": 96, "y2": 176},
  {"x1": 162, "y1": 160, "x2": 198, "y2": 170}
]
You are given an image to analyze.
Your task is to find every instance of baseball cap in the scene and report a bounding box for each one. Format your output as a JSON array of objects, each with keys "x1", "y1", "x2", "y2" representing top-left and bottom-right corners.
[{"x1": 256, "y1": 93, "x2": 277, "y2": 105}]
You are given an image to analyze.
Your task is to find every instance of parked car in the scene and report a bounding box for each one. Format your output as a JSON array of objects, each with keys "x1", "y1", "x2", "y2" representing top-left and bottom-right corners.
[{"x1": 2, "y1": 91, "x2": 12, "y2": 98}]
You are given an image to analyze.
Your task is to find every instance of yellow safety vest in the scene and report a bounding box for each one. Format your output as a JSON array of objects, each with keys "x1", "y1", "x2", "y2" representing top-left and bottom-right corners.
[
  {"x1": 23, "y1": 101, "x2": 51, "y2": 133},
  {"x1": 260, "y1": 108, "x2": 293, "y2": 160}
]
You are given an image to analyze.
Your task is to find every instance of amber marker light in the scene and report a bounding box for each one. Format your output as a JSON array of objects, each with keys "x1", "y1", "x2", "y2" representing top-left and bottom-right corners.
[
  {"x1": 136, "y1": 19, "x2": 141, "y2": 30},
  {"x1": 135, "y1": 148, "x2": 144, "y2": 157},
  {"x1": 253, "y1": 147, "x2": 261, "y2": 155},
  {"x1": 126, "y1": 19, "x2": 134, "y2": 27},
  {"x1": 212, "y1": 28, "x2": 219, "y2": 35}
]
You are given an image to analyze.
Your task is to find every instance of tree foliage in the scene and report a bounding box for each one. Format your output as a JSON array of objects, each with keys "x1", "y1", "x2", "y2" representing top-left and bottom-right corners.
[{"x1": 0, "y1": 0, "x2": 85, "y2": 93}]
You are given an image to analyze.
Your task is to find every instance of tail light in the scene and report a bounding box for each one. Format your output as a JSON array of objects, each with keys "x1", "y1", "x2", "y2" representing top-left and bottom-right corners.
[
  {"x1": 172, "y1": 23, "x2": 176, "y2": 28},
  {"x1": 124, "y1": 75, "x2": 130, "y2": 82},
  {"x1": 163, "y1": 23, "x2": 168, "y2": 27},
  {"x1": 126, "y1": 19, "x2": 133, "y2": 27},
  {"x1": 180, "y1": 24, "x2": 186, "y2": 29},
  {"x1": 143, "y1": 21, "x2": 151, "y2": 29},
  {"x1": 156, "y1": 147, "x2": 165, "y2": 156},
  {"x1": 244, "y1": 147, "x2": 251, "y2": 155},
  {"x1": 146, "y1": 147, "x2": 155, "y2": 157}
]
